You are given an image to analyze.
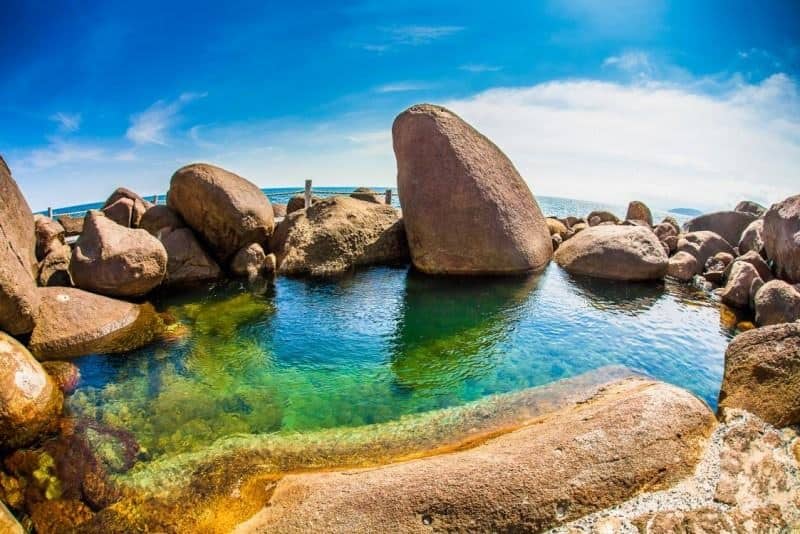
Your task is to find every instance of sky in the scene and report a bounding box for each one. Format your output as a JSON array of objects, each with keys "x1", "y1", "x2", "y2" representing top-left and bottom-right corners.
[{"x1": 1, "y1": 0, "x2": 798, "y2": 212}]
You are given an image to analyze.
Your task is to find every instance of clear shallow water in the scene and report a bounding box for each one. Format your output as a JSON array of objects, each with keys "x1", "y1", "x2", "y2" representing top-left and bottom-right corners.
[{"x1": 67, "y1": 263, "x2": 733, "y2": 461}]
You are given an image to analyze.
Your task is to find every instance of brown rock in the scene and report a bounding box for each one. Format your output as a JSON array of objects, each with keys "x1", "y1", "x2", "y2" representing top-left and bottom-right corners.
[
  {"x1": 30, "y1": 499, "x2": 94, "y2": 533},
  {"x1": 0, "y1": 332, "x2": 63, "y2": 448},
  {"x1": 754, "y1": 280, "x2": 800, "y2": 326},
  {"x1": 70, "y1": 211, "x2": 167, "y2": 297},
  {"x1": 562, "y1": 216, "x2": 583, "y2": 228},
  {"x1": 271, "y1": 196, "x2": 409, "y2": 276},
  {"x1": 719, "y1": 261, "x2": 762, "y2": 308},
  {"x1": 38, "y1": 244, "x2": 73, "y2": 287},
  {"x1": 684, "y1": 210, "x2": 758, "y2": 247},
  {"x1": 677, "y1": 230, "x2": 735, "y2": 269},
  {"x1": 662, "y1": 234, "x2": 678, "y2": 254},
  {"x1": 239, "y1": 379, "x2": 714, "y2": 533},
  {"x1": 102, "y1": 197, "x2": 136, "y2": 227},
  {"x1": 738, "y1": 219, "x2": 764, "y2": 255},
  {"x1": 667, "y1": 251, "x2": 699, "y2": 281},
  {"x1": 33, "y1": 214, "x2": 66, "y2": 261},
  {"x1": 168, "y1": 163, "x2": 274, "y2": 262},
  {"x1": 728, "y1": 250, "x2": 772, "y2": 283},
  {"x1": 735, "y1": 199, "x2": 767, "y2": 217},
  {"x1": 571, "y1": 222, "x2": 588, "y2": 234},
  {"x1": 231, "y1": 243, "x2": 267, "y2": 279},
  {"x1": 0, "y1": 501, "x2": 23, "y2": 534},
  {"x1": 554, "y1": 225, "x2": 668, "y2": 281},
  {"x1": 546, "y1": 217, "x2": 569, "y2": 239},
  {"x1": 653, "y1": 222, "x2": 677, "y2": 241},
  {"x1": 587, "y1": 210, "x2": 620, "y2": 226},
  {"x1": 763, "y1": 193, "x2": 800, "y2": 283},
  {"x1": 139, "y1": 205, "x2": 185, "y2": 236},
  {"x1": 551, "y1": 234, "x2": 562, "y2": 251},
  {"x1": 41, "y1": 361, "x2": 80, "y2": 395},
  {"x1": 718, "y1": 322, "x2": 800, "y2": 427},
  {"x1": 661, "y1": 216, "x2": 681, "y2": 235},
  {"x1": 28, "y1": 287, "x2": 161, "y2": 359},
  {"x1": 625, "y1": 200, "x2": 653, "y2": 226},
  {"x1": 0, "y1": 156, "x2": 40, "y2": 335},
  {"x1": 392, "y1": 104, "x2": 552, "y2": 274},
  {"x1": 56, "y1": 214, "x2": 84, "y2": 237},
  {"x1": 287, "y1": 194, "x2": 320, "y2": 214},
  {"x1": 159, "y1": 228, "x2": 221, "y2": 287},
  {"x1": 102, "y1": 187, "x2": 152, "y2": 227},
  {"x1": 350, "y1": 187, "x2": 382, "y2": 204},
  {"x1": 272, "y1": 203, "x2": 287, "y2": 219}
]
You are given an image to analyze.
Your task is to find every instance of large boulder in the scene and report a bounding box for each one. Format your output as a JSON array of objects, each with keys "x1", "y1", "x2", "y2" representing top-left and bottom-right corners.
[
  {"x1": 243, "y1": 378, "x2": 714, "y2": 532},
  {"x1": 0, "y1": 332, "x2": 63, "y2": 449},
  {"x1": 738, "y1": 219, "x2": 764, "y2": 255},
  {"x1": 718, "y1": 322, "x2": 800, "y2": 427},
  {"x1": 754, "y1": 280, "x2": 800, "y2": 326},
  {"x1": 160, "y1": 228, "x2": 221, "y2": 287},
  {"x1": 0, "y1": 156, "x2": 40, "y2": 335},
  {"x1": 392, "y1": 104, "x2": 552, "y2": 274},
  {"x1": 625, "y1": 200, "x2": 653, "y2": 226},
  {"x1": 554, "y1": 225, "x2": 667, "y2": 281},
  {"x1": 727, "y1": 250, "x2": 772, "y2": 283},
  {"x1": 28, "y1": 287, "x2": 162, "y2": 359},
  {"x1": 102, "y1": 187, "x2": 152, "y2": 228},
  {"x1": 683, "y1": 211, "x2": 758, "y2": 248},
  {"x1": 270, "y1": 196, "x2": 409, "y2": 276},
  {"x1": 719, "y1": 261, "x2": 761, "y2": 309},
  {"x1": 139, "y1": 205, "x2": 184, "y2": 236},
  {"x1": 763, "y1": 194, "x2": 800, "y2": 283},
  {"x1": 735, "y1": 200, "x2": 767, "y2": 217},
  {"x1": 33, "y1": 214, "x2": 66, "y2": 261},
  {"x1": 70, "y1": 212, "x2": 167, "y2": 297},
  {"x1": 168, "y1": 163, "x2": 274, "y2": 262}
]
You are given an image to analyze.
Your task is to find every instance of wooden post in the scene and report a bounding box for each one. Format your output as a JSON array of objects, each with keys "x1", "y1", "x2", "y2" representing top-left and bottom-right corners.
[
  {"x1": 384, "y1": 189, "x2": 392, "y2": 205},
  {"x1": 47, "y1": 207, "x2": 53, "y2": 218},
  {"x1": 304, "y1": 179, "x2": 312, "y2": 209}
]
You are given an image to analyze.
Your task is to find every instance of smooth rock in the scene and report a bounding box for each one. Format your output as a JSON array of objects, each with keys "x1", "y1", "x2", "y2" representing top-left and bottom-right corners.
[
  {"x1": 554, "y1": 225, "x2": 667, "y2": 281},
  {"x1": 28, "y1": 287, "x2": 161, "y2": 359},
  {"x1": 0, "y1": 155, "x2": 40, "y2": 335},
  {"x1": 718, "y1": 322, "x2": 800, "y2": 427},
  {"x1": 33, "y1": 214, "x2": 66, "y2": 261},
  {"x1": 231, "y1": 243, "x2": 267, "y2": 279},
  {"x1": 571, "y1": 222, "x2": 588, "y2": 234},
  {"x1": 735, "y1": 200, "x2": 767, "y2": 217},
  {"x1": 0, "y1": 502, "x2": 23, "y2": 534},
  {"x1": 38, "y1": 244, "x2": 73, "y2": 287},
  {"x1": 754, "y1": 280, "x2": 800, "y2": 326},
  {"x1": 546, "y1": 217, "x2": 569, "y2": 239},
  {"x1": 139, "y1": 205, "x2": 185, "y2": 236},
  {"x1": 667, "y1": 251, "x2": 699, "y2": 281},
  {"x1": 0, "y1": 332, "x2": 63, "y2": 448},
  {"x1": 719, "y1": 261, "x2": 761, "y2": 309},
  {"x1": 102, "y1": 187, "x2": 152, "y2": 227},
  {"x1": 728, "y1": 250, "x2": 772, "y2": 283},
  {"x1": 160, "y1": 228, "x2": 221, "y2": 287},
  {"x1": 70, "y1": 211, "x2": 167, "y2": 297},
  {"x1": 763, "y1": 193, "x2": 800, "y2": 283},
  {"x1": 271, "y1": 196, "x2": 409, "y2": 276},
  {"x1": 286, "y1": 194, "x2": 320, "y2": 214},
  {"x1": 168, "y1": 163, "x2": 274, "y2": 262},
  {"x1": 683, "y1": 210, "x2": 757, "y2": 248},
  {"x1": 350, "y1": 187, "x2": 382, "y2": 204},
  {"x1": 661, "y1": 216, "x2": 681, "y2": 235},
  {"x1": 57, "y1": 214, "x2": 84, "y2": 237},
  {"x1": 587, "y1": 210, "x2": 620, "y2": 226},
  {"x1": 738, "y1": 219, "x2": 764, "y2": 255},
  {"x1": 625, "y1": 200, "x2": 653, "y2": 226},
  {"x1": 677, "y1": 231, "x2": 735, "y2": 270},
  {"x1": 102, "y1": 197, "x2": 136, "y2": 227},
  {"x1": 393, "y1": 104, "x2": 552, "y2": 274}
]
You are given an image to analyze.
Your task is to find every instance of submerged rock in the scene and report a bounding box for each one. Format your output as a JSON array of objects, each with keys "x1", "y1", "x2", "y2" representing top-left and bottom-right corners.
[
  {"x1": 270, "y1": 196, "x2": 409, "y2": 276},
  {"x1": 41, "y1": 361, "x2": 80, "y2": 395},
  {"x1": 0, "y1": 155, "x2": 40, "y2": 335},
  {"x1": 683, "y1": 210, "x2": 757, "y2": 249},
  {"x1": 0, "y1": 332, "x2": 63, "y2": 449},
  {"x1": 763, "y1": 193, "x2": 800, "y2": 283},
  {"x1": 70, "y1": 211, "x2": 167, "y2": 297},
  {"x1": 28, "y1": 287, "x2": 161, "y2": 359},
  {"x1": 625, "y1": 200, "x2": 653, "y2": 226},
  {"x1": 392, "y1": 104, "x2": 552, "y2": 274},
  {"x1": 754, "y1": 280, "x2": 800, "y2": 326},
  {"x1": 168, "y1": 163, "x2": 274, "y2": 262},
  {"x1": 719, "y1": 322, "x2": 800, "y2": 427},
  {"x1": 554, "y1": 225, "x2": 667, "y2": 281}
]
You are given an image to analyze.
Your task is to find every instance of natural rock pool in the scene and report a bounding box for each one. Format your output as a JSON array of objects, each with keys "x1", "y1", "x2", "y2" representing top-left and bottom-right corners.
[{"x1": 66, "y1": 263, "x2": 735, "y2": 464}]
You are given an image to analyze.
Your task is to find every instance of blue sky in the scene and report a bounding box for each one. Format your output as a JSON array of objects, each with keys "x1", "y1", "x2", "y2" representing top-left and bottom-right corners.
[{"x1": 1, "y1": 0, "x2": 798, "y2": 211}]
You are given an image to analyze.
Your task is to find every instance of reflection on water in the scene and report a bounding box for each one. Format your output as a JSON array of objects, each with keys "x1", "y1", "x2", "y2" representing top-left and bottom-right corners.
[{"x1": 67, "y1": 263, "x2": 734, "y2": 463}]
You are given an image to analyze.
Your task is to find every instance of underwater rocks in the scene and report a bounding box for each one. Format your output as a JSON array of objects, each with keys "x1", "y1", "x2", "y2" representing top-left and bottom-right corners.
[
  {"x1": 238, "y1": 378, "x2": 713, "y2": 533},
  {"x1": 0, "y1": 155, "x2": 40, "y2": 335},
  {"x1": 718, "y1": 322, "x2": 800, "y2": 428},
  {"x1": 270, "y1": 196, "x2": 409, "y2": 276},
  {"x1": 764, "y1": 193, "x2": 800, "y2": 283},
  {"x1": 554, "y1": 225, "x2": 668, "y2": 281},
  {"x1": 168, "y1": 163, "x2": 274, "y2": 263},
  {"x1": 683, "y1": 210, "x2": 757, "y2": 248},
  {"x1": 70, "y1": 211, "x2": 167, "y2": 298},
  {"x1": 392, "y1": 104, "x2": 552, "y2": 275},
  {"x1": 0, "y1": 332, "x2": 63, "y2": 449},
  {"x1": 41, "y1": 361, "x2": 80, "y2": 395},
  {"x1": 28, "y1": 287, "x2": 161, "y2": 359}
]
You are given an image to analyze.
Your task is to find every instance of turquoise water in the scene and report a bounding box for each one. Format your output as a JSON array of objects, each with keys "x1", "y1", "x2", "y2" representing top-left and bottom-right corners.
[{"x1": 67, "y1": 263, "x2": 732, "y2": 460}]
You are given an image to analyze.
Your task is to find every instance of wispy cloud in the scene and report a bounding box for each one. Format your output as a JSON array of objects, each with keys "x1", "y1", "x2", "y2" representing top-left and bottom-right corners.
[
  {"x1": 374, "y1": 81, "x2": 431, "y2": 93},
  {"x1": 603, "y1": 51, "x2": 654, "y2": 77},
  {"x1": 126, "y1": 92, "x2": 206, "y2": 145},
  {"x1": 459, "y1": 64, "x2": 503, "y2": 73},
  {"x1": 24, "y1": 139, "x2": 105, "y2": 169},
  {"x1": 49, "y1": 112, "x2": 81, "y2": 133},
  {"x1": 361, "y1": 25, "x2": 464, "y2": 52}
]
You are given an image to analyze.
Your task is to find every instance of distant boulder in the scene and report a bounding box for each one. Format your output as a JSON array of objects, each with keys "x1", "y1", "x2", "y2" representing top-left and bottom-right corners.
[
  {"x1": 102, "y1": 187, "x2": 152, "y2": 227},
  {"x1": 546, "y1": 218, "x2": 569, "y2": 239},
  {"x1": 763, "y1": 194, "x2": 800, "y2": 283},
  {"x1": 625, "y1": 201, "x2": 653, "y2": 226},
  {"x1": 287, "y1": 194, "x2": 320, "y2": 214},
  {"x1": 350, "y1": 187, "x2": 382, "y2": 204},
  {"x1": 393, "y1": 104, "x2": 552, "y2": 274},
  {"x1": 734, "y1": 200, "x2": 767, "y2": 217},
  {"x1": 683, "y1": 211, "x2": 757, "y2": 248},
  {"x1": 587, "y1": 210, "x2": 619, "y2": 227},
  {"x1": 57, "y1": 214, "x2": 84, "y2": 237},
  {"x1": 272, "y1": 203, "x2": 287, "y2": 218}
]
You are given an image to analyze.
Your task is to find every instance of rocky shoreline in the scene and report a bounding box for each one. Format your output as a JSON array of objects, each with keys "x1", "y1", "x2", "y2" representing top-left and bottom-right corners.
[{"x1": 1, "y1": 103, "x2": 799, "y2": 532}]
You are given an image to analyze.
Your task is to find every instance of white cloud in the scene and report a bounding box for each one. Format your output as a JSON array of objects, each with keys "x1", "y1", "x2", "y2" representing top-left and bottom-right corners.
[
  {"x1": 361, "y1": 25, "x2": 464, "y2": 52},
  {"x1": 460, "y1": 64, "x2": 503, "y2": 73},
  {"x1": 49, "y1": 112, "x2": 81, "y2": 132},
  {"x1": 603, "y1": 51, "x2": 653, "y2": 76},
  {"x1": 374, "y1": 81, "x2": 431, "y2": 93},
  {"x1": 126, "y1": 92, "x2": 206, "y2": 145},
  {"x1": 25, "y1": 139, "x2": 104, "y2": 169}
]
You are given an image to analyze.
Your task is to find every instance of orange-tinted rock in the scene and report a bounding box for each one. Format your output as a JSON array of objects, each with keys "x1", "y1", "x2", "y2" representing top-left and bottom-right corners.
[
  {"x1": 168, "y1": 163, "x2": 274, "y2": 262},
  {"x1": 684, "y1": 210, "x2": 758, "y2": 249},
  {"x1": 56, "y1": 214, "x2": 84, "y2": 237},
  {"x1": 41, "y1": 361, "x2": 80, "y2": 395},
  {"x1": 0, "y1": 155, "x2": 40, "y2": 335},
  {"x1": 554, "y1": 225, "x2": 667, "y2": 280},
  {"x1": 29, "y1": 287, "x2": 161, "y2": 359},
  {"x1": 763, "y1": 193, "x2": 800, "y2": 283},
  {"x1": 546, "y1": 218, "x2": 569, "y2": 239},
  {"x1": 287, "y1": 194, "x2": 320, "y2": 214},
  {"x1": 0, "y1": 332, "x2": 63, "y2": 448},
  {"x1": 0, "y1": 501, "x2": 23, "y2": 534},
  {"x1": 70, "y1": 211, "x2": 167, "y2": 297},
  {"x1": 30, "y1": 499, "x2": 94, "y2": 533},
  {"x1": 392, "y1": 104, "x2": 552, "y2": 274},
  {"x1": 625, "y1": 200, "x2": 653, "y2": 226}
]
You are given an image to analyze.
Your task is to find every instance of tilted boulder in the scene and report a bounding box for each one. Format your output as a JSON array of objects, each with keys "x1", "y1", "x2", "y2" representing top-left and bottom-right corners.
[
  {"x1": 33, "y1": 214, "x2": 66, "y2": 261},
  {"x1": 57, "y1": 214, "x2": 84, "y2": 237},
  {"x1": 0, "y1": 332, "x2": 63, "y2": 449},
  {"x1": 270, "y1": 196, "x2": 409, "y2": 276},
  {"x1": 763, "y1": 194, "x2": 800, "y2": 283},
  {"x1": 0, "y1": 155, "x2": 40, "y2": 335},
  {"x1": 28, "y1": 287, "x2": 162, "y2": 359},
  {"x1": 168, "y1": 163, "x2": 274, "y2": 262},
  {"x1": 554, "y1": 225, "x2": 668, "y2": 281},
  {"x1": 70, "y1": 211, "x2": 167, "y2": 297},
  {"x1": 625, "y1": 200, "x2": 653, "y2": 226},
  {"x1": 683, "y1": 211, "x2": 757, "y2": 249},
  {"x1": 719, "y1": 261, "x2": 761, "y2": 309},
  {"x1": 139, "y1": 204, "x2": 184, "y2": 236},
  {"x1": 734, "y1": 200, "x2": 767, "y2": 217},
  {"x1": 587, "y1": 210, "x2": 620, "y2": 226},
  {"x1": 102, "y1": 197, "x2": 136, "y2": 227},
  {"x1": 102, "y1": 187, "x2": 152, "y2": 227},
  {"x1": 726, "y1": 250, "x2": 772, "y2": 283},
  {"x1": 392, "y1": 104, "x2": 552, "y2": 274},
  {"x1": 160, "y1": 228, "x2": 221, "y2": 287},
  {"x1": 546, "y1": 218, "x2": 569, "y2": 239},
  {"x1": 738, "y1": 219, "x2": 764, "y2": 255},
  {"x1": 754, "y1": 280, "x2": 800, "y2": 326},
  {"x1": 719, "y1": 322, "x2": 800, "y2": 427}
]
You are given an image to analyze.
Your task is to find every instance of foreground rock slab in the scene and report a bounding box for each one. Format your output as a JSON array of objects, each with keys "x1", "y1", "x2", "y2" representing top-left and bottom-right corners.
[
  {"x1": 0, "y1": 155, "x2": 40, "y2": 335},
  {"x1": 238, "y1": 379, "x2": 713, "y2": 533},
  {"x1": 554, "y1": 225, "x2": 667, "y2": 281},
  {"x1": 392, "y1": 104, "x2": 552, "y2": 274},
  {"x1": 28, "y1": 287, "x2": 161, "y2": 359}
]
